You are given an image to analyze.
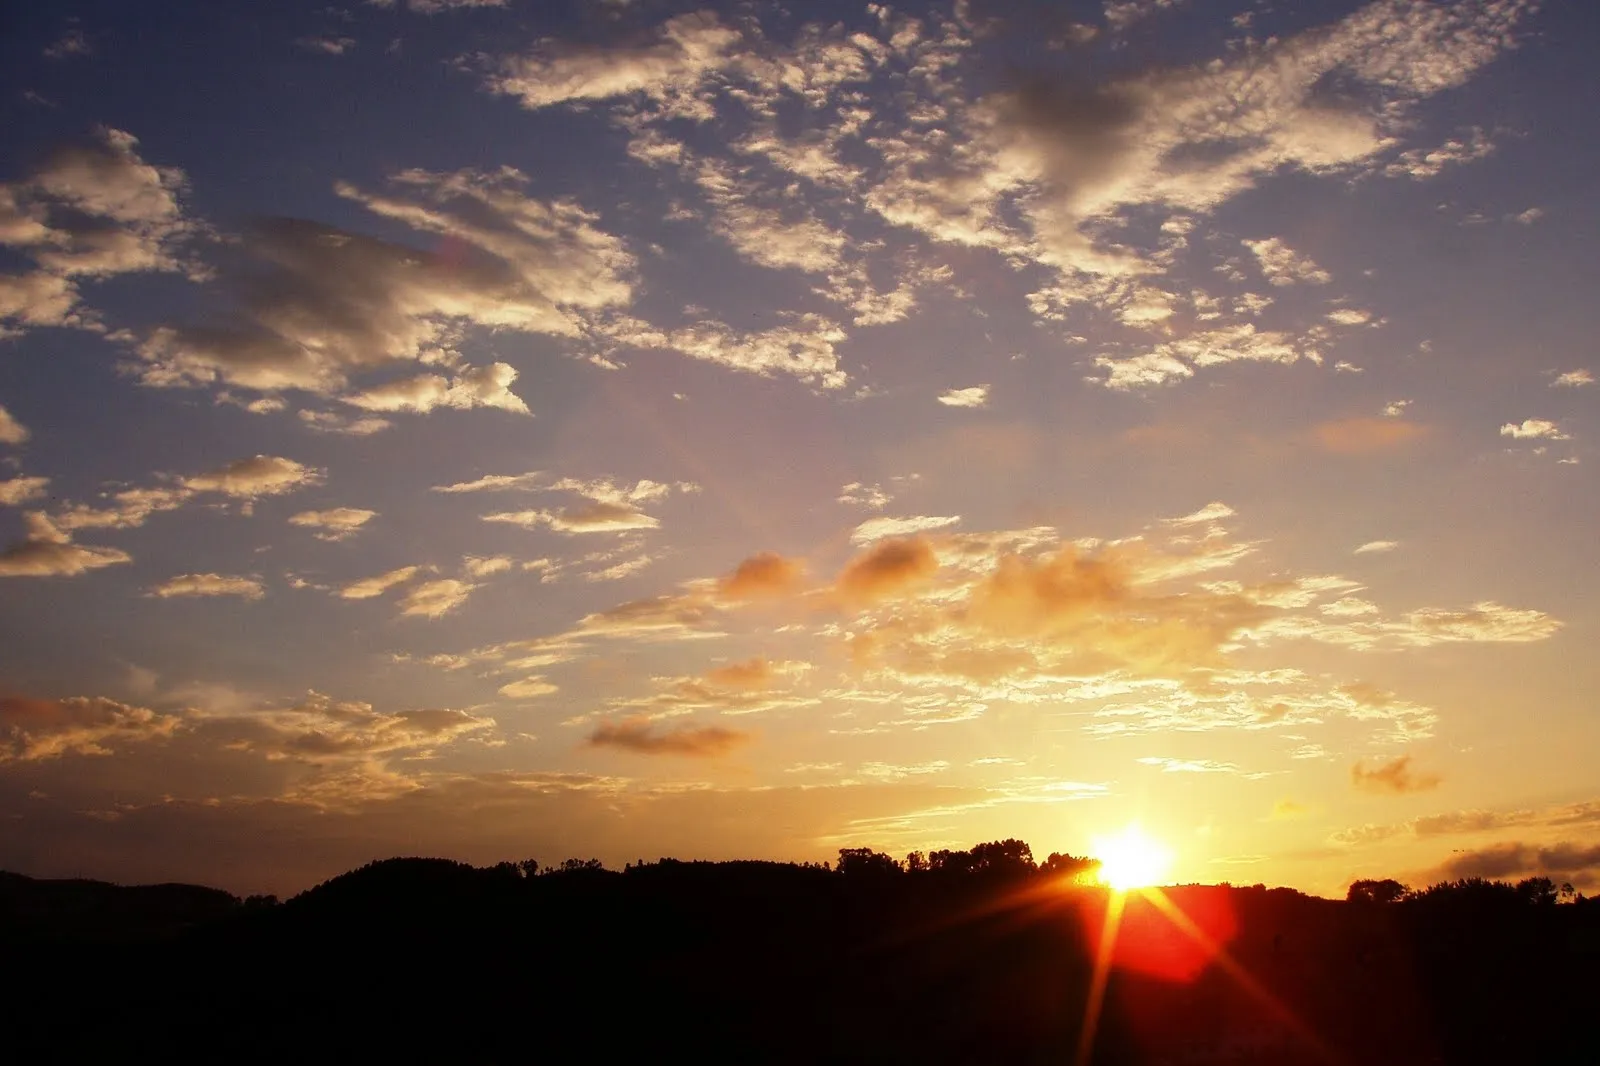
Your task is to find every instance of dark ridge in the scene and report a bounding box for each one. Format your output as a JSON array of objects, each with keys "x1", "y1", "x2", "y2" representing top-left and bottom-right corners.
[{"x1": 5, "y1": 850, "x2": 1596, "y2": 1065}]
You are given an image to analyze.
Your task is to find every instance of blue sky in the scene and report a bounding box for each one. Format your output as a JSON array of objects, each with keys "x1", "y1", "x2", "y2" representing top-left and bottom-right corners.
[{"x1": 1, "y1": 0, "x2": 1597, "y2": 895}]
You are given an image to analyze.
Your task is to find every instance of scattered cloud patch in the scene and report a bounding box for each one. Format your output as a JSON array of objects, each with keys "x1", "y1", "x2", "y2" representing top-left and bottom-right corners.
[
  {"x1": 1351, "y1": 755, "x2": 1440, "y2": 795},
  {"x1": 938, "y1": 385, "x2": 990, "y2": 408}
]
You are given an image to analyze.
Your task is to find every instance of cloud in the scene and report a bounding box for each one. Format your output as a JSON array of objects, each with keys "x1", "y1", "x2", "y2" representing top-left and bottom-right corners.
[
  {"x1": 1401, "y1": 602, "x2": 1562, "y2": 644},
  {"x1": 938, "y1": 385, "x2": 991, "y2": 408},
  {"x1": 43, "y1": 26, "x2": 92, "y2": 59},
  {"x1": 499, "y1": 676, "x2": 559, "y2": 700},
  {"x1": 485, "y1": 12, "x2": 741, "y2": 112},
  {"x1": 1166, "y1": 501, "x2": 1234, "y2": 525},
  {"x1": 0, "y1": 695, "x2": 178, "y2": 761},
  {"x1": 462, "y1": 555, "x2": 513, "y2": 579},
  {"x1": 289, "y1": 508, "x2": 378, "y2": 541},
  {"x1": 147, "y1": 573, "x2": 266, "y2": 600},
  {"x1": 0, "y1": 402, "x2": 29, "y2": 444},
  {"x1": 479, "y1": 476, "x2": 694, "y2": 534},
  {"x1": 1436, "y1": 841, "x2": 1600, "y2": 883},
  {"x1": 1314, "y1": 418, "x2": 1428, "y2": 454},
  {"x1": 432, "y1": 471, "x2": 544, "y2": 493},
  {"x1": 339, "y1": 566, "x2": 421, "y2": 600},
  {"x1": 837, "y1": 482, "x2": 890, "y2": 510},
  {"x1": 1351, "y1": 755, "x2": 1440, "y2": 795},
  {"x1": 1385, "y1": 128, "x2": 1495, "y2": 178},
  {"x1": 370, "y1": 0, "x2": 507, "y2": 12},
  {"x1": 0, "y1": 128, "x2": 194, "y2": 334},
  {"x1": 1511, "y1": 207, "x2": 1544, "y2": 225},
  {"x1": 1500, "y1": 418, "x2": 1568, "y2": 441},
  {"x1": 399, "y1": 578, "x2": 477, "y2": 619},
  {"x1": 1137, "y1": 757, "x2": 1239, "y2": 774},
  {"x1": 298, "y1": 410, "x2": 393, "y2": 436},
  {"x1": 0, "y1": 513, "x2": 131, "y2": 578},
  {"x1": 1552, "y1": 369, "x2": 1592, "y2": 388},
  {"x1": 1094, "y1": 324, "x2": 1305, "y2": 390},
  {"x1": 182, "y1": 455, "x2": 324, "y2": 498},
  {"x1": 718, "y1": 552, "x2": 805, "y2": 601},
  {"x1": 297, "y1": 36, "x2": 356, "y2": 55},
  {"x1": 599, "y1": 314, "x2": 848, "y2": 389},
  {"x1": 1242, "y1": 237, "x2": 1332, "y2": 286},
  {"x1": 1354, "y1": 540, "x2": 1399, "y2": 554},
  {"x1": 135, "y1": 167, "x2": 633, "y2": 402},
  {"x1": 835, "y1": 536, "x2": 940, "y2": 604},
  {"x1": 485, "y1": 501, "x2": 660, "y2": 534},
  {"x1": 702, "y1": 657, "x2": 775, "y2": 690},
  {"x1": 587, "y1": 717, "x2": 751, "y2": 757},
  {"x1": 0, "y1": 476, "x2": 49, "y2": 506},
  {"x1": 850, "y1": 515, "x2": 961, "y2": 545},
  {"x1": 343, "y1": 363, "x2": 529, "y2": 415}
]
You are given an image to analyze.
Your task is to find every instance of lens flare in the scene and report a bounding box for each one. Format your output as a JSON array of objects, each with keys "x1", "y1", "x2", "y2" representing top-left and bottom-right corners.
[{"x1": 1092, "y1": 825, "x2": 1173, "y2": 891}]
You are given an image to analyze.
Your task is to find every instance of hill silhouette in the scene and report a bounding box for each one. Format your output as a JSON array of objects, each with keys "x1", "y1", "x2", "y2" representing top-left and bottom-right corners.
[{"x1": 5, "y1": 844, "x2": 1596, "y2": 1065}]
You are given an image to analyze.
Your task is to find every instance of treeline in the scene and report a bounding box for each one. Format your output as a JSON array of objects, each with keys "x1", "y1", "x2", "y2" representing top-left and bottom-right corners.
[{"x1": 4, "y1": 845, "x2": 1597, "y2": 1065}]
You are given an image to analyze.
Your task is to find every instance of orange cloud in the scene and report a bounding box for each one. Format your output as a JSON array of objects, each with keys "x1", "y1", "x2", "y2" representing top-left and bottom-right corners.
[
  {"x1": 718, "y1": 551, "x2": 804, "y2": 600},
  {"x1": 703, "y1": 657, "x2": 773, "y2": 690},
  {"x1": 966, "y1": 547, "x2": 1128, "y2": 637},
  {"x1": 587, "y1": 717, "x2": 751, "y2": 757},
  {"x1": 834, "y1": 536, "x2": 938, "y2": 604},
  {"x1": 1313, "y1": 418, "x2": 1428, "y2": 455},
  {"x1": 1351, "y1": 755, "x2": 1440, "y2": 794}
]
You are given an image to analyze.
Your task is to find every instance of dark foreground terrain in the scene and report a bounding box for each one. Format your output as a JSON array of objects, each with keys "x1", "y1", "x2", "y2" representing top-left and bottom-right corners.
[{"x1": 4, "y1": 849, "x2": 1596, "y2": 1065}]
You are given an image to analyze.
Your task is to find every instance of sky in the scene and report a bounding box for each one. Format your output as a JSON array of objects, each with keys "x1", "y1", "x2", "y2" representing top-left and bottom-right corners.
[{"x1": 1, "y1": 0, "x2": 1596, "y2": 898}]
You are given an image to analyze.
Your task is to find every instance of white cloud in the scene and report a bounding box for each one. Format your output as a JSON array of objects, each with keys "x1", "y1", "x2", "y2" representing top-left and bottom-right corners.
[
  {"x1": 137, "y1": 167, "x2": 633, "y2": 403},
  {"x1": 937, "y1": 385, "x2": 991, "y2": 409},
  {"x1": 600, "y1": 314, "x2": 848, "y2": 390},
  {"x1": 1136, "y1": 756, "x2": 1238, "y2": 774},
  {"x1": 499, "y1": 676, "x2": 559, "y2": 699},
  {"x1": 838, "y1": 482, "x2": 891, "y2": 510},
  {"x1": 486, "y1": 12, "x2": 741, "y2": 112},
  {"x1": 298, "y1": 410, "x2": 394, "y2": 436},
  {"x1": 400, "y1": 578, "x2": 477, "y2": 619},
  {"x1": 370, "y1": 0, "x2": 507, "y2": 11},
  {"x1": 343, "y1": 363, "x2": 529, "y2": 415},
  {"x1": 297, "y1": 36, "x2": 356, "y2": 55},
  {"x1": 1383, "y1": 400, "x2": 1411, "y2": 418},
  {"x1": 480, "y1": 476, "x2": 696, "y2": 534},
  {"x1": 432, "y1": 471, "x2": 544, "y2": 493},
  {"x1": 1166, "y1": 501, "x2": 1234, "y2": 525},
  {"x1": 463, "y1": 555, "x2": 513, "y2": 578},
  {"x1": 339, "y1": 566, "x2": 421, "y2": 600},
  {"x1": 0, "y1": 513, "x2": 131, "y2": 578},
  {"x1": 182, "y1": 456, "x2": 324, "y2": 497},
  {"x1": 1500, "y1": 419, "x2": 1569, "y2": 441},
  {"x1": 1512, "y1": 207, "x2": 1544, "y2": 225},
  {"x1": 850, "y1": 515, "x2": 961, "y2": 545},
  {"x1": 0, "y1": 128, "x2": 194, "y2": 334},
  {"x1": 0, "y1": 402, "x2": 32, "y2": 444},
  {"x1": 148, "y1": 573, "x2": 266, "y2": 600},
  {"x1": 0, "y1": 476, "x2": 49, "y2": 506},
  {"x1": 1552, "y1": 370, "x2": 1592, "y2": 388},
  {"x1": 1354, "y1": 540, "x2": 1399, "y2": 555},
  {"x1": 289, "y1": 508, "x2": 378, "y2": 541},
  {"x1": 1242, "y1": 237, "x2": 1332, "y2": 286},
  {"x1": 1384, "y1": 128, "x2": 1494, "y2": 179}
]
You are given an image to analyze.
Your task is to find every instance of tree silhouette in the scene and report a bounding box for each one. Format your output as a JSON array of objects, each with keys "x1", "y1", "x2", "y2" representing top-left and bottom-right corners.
[{"x1": 1347, "y1": 878, "x2": 1409, "y2": 904}]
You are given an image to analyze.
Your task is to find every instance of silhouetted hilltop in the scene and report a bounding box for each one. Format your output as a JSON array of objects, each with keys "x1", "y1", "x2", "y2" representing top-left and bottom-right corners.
[
  {"x1": 6, "y1": 848, "x2": 1597, "y2": 1065},
  {"x1": 0, "y1": 869, "x2": 239, "y2": 943}
]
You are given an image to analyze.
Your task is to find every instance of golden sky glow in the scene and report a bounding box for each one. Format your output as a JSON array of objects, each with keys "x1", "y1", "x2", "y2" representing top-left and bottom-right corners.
[{"x1": 1, "y1": 0, "x2": 1597, "y2": 897}]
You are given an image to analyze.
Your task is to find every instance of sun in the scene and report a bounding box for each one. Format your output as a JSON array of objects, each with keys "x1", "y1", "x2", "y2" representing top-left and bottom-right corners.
[{"x1": 1092, "y1": 825, "x2": 1173, "y2": 891}]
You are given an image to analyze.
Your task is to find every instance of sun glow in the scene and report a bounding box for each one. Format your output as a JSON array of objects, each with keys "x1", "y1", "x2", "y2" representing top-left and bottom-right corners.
[{"x1": 1092, "y1": 825, "x2": 1173, "y2": 891}]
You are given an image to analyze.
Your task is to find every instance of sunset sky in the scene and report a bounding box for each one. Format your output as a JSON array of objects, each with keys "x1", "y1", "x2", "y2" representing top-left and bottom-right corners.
[{"x1": 2, "y1": 0, "x2": 1596, "y2": 898}]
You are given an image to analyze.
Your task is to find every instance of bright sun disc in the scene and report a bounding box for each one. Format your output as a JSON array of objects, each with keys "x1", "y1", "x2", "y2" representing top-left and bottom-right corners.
[{"x1": 1092, "y1": 825, "x2": 1173, "y2": 891}]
